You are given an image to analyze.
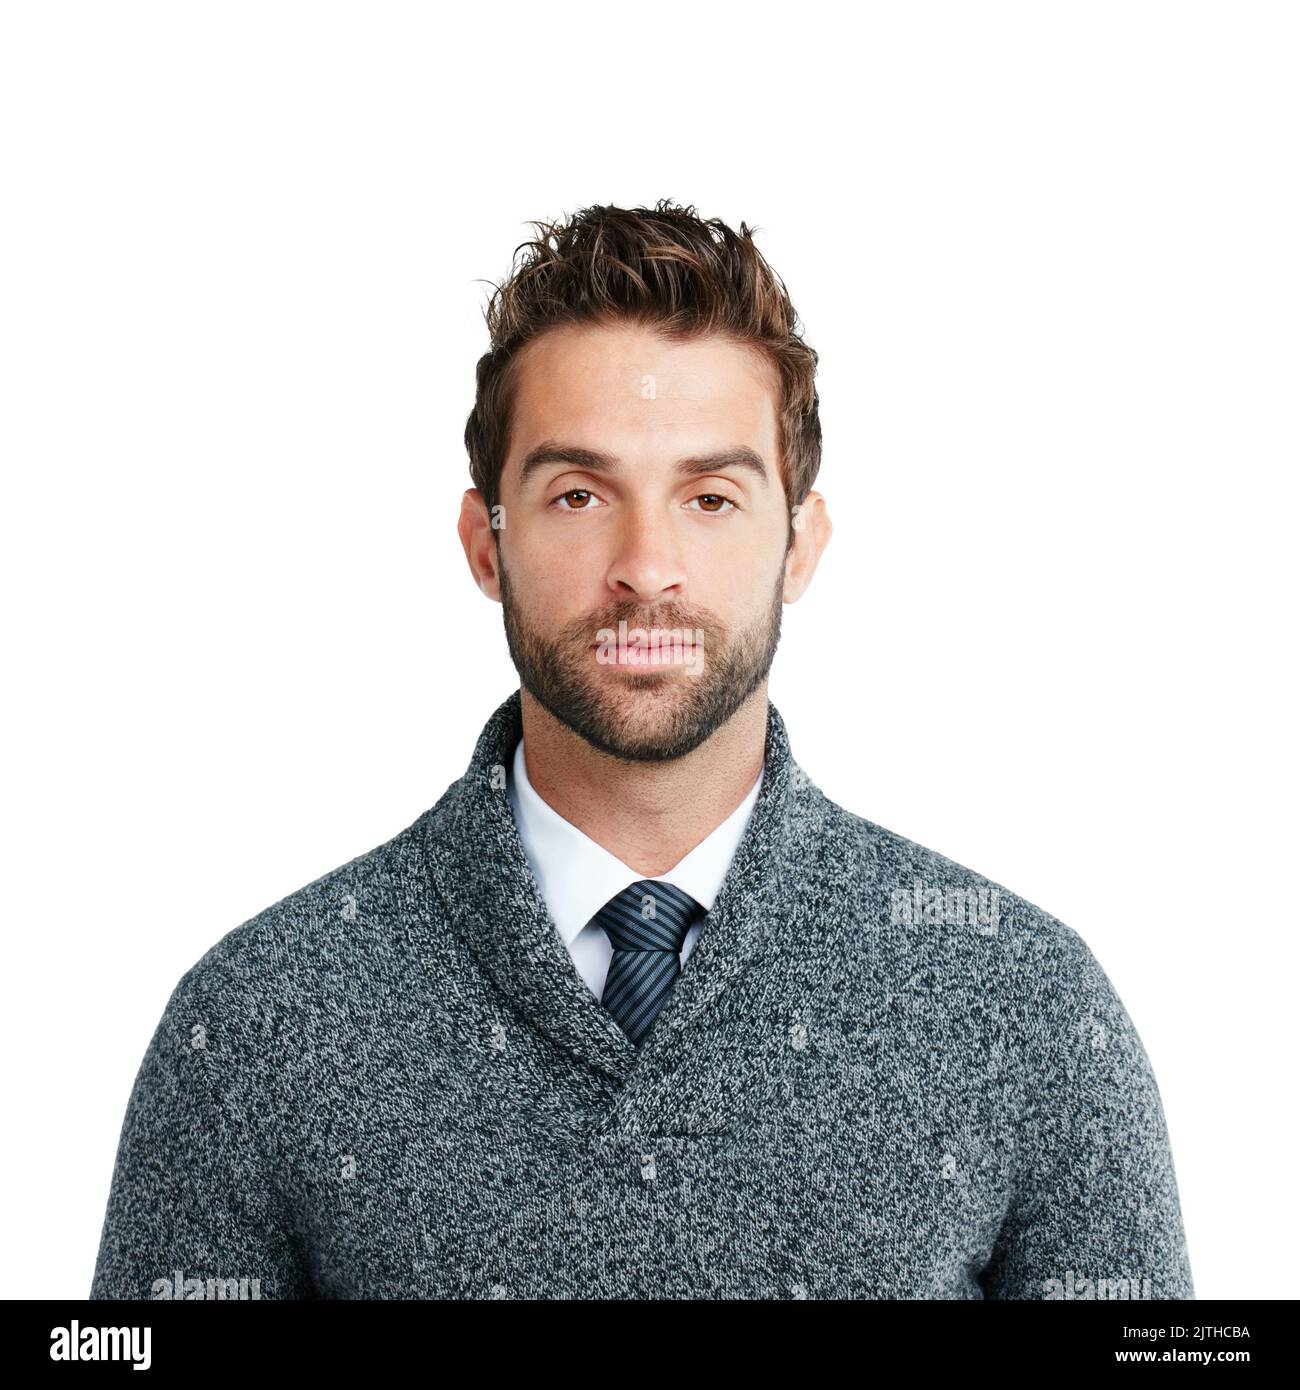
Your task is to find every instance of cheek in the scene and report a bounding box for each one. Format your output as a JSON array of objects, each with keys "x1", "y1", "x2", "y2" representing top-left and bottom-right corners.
[
  {"x1": 690, "y1": 533, "x2": 781, "y2": 598},
  {"x1": 509, "y1": 531, "x2": 602, "y2": 606}
]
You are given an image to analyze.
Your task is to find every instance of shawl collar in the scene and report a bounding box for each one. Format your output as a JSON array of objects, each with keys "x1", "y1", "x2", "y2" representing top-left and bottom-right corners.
[{"x1": 421, "y1": 690, "x2": 872, "y2": 1133}]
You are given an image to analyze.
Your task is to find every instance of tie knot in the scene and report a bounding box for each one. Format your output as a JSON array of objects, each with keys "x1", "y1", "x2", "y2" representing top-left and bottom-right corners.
[{"x1": 594, "y1": 879, "x2": 702, "y2": 954}]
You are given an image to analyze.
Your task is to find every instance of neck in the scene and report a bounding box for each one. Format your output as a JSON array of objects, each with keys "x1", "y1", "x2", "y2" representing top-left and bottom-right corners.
[{"x1": 518, "y1": 686, "x2": 768, "y2": 877}]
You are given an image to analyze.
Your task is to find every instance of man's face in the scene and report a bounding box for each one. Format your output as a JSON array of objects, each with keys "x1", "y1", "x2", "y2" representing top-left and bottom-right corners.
[{"x1": 465, "y1": 321, "x2": 821, "y2": 761}]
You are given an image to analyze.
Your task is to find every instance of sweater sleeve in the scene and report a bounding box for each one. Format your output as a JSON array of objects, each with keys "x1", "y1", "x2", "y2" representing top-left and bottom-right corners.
[
  {"x1": 89, "y1": 970, "x2": 312, "y2": 1300},
  {"x1": 980, "y1": 929, "x2": 1195, "y2": 1301}
]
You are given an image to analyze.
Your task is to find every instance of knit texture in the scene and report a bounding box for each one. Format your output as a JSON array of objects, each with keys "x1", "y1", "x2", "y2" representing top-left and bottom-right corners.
[{"x1": 90, "y1": 691, "x2": 1194, "y2": 1300}]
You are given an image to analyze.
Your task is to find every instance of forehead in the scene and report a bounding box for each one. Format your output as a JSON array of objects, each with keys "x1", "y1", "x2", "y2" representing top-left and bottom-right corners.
[{"x1": 505, "y1": 321, "x2": 780, "y2": 475}]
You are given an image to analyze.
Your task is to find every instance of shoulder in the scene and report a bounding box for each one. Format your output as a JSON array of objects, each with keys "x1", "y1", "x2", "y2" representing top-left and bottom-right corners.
[
  {"x1": 808, "y1": 790, "x2": 1163, "y2": 1116},
  {"x1": 158, "y1": 811, "x2": 438, "y2": 1045},
  {"x1": 807, "y1": 781, "x2": 1118, "y2": 1026}
]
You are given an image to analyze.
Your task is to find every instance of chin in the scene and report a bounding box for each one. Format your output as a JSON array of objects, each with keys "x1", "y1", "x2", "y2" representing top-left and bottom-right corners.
[{"x1": 578, "y1": 691, "x2": 711, "y2": 762}]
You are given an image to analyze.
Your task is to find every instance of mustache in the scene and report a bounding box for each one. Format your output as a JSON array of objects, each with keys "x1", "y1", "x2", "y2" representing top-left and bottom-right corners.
[{"x1": 561, "y1": 601, "x2": 719, "y2": 642}]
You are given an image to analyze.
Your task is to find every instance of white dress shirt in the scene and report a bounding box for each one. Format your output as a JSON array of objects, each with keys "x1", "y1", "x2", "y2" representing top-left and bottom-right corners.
[{"x1": 507, "y1": 737, "x2": 763, "y2": 1001}]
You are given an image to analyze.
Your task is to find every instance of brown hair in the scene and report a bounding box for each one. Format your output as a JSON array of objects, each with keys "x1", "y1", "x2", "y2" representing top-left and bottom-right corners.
[{"x1": 463, "y1": 200, "x2": 821, "y2": 523}]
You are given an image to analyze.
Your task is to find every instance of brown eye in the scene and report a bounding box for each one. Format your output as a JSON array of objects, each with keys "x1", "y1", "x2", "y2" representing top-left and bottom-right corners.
[
  {"x1": 561, "y1": 489, "x2": 592, "y2": 508},
  {"x1": 691, "y1": 494, "x2": 734, "y2": 513}
]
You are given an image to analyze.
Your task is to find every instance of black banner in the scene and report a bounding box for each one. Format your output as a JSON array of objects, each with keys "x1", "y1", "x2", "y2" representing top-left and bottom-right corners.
[{"x1": 1, "y1": 1297, "x2": 1288, "y2": 1374}]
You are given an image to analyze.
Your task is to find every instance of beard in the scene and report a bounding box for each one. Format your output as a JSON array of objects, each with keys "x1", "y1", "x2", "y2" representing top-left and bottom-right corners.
[{"x1": 499, "y1": 561, "x2": 784, "y2": 762}]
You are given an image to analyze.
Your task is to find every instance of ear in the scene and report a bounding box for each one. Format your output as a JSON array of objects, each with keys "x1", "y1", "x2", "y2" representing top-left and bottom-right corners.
[
  {"x1": 457, "y1": 488, "x2": 502, "y2": 601},
  {"x1": 783, "y1": 491, "x2": 832, "y2": 603}
]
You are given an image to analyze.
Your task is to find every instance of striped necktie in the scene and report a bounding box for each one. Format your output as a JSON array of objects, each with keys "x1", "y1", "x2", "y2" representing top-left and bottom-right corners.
[{"x1": 593, "y1": 880, "x2": 705, "y2": 1047}]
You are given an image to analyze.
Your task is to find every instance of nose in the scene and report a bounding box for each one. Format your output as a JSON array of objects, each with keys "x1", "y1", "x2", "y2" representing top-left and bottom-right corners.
[{"x1": 605, "y1": 502, "x2": 686, "y2": 606}]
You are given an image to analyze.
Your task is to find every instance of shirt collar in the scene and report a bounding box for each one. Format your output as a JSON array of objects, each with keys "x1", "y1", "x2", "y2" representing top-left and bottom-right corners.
[{"x1": 508, "y1": 735, "x2": 763, "y2": 948}]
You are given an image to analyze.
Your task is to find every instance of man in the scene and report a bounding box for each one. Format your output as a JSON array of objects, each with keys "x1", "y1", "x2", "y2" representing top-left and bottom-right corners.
[{"x1": 90, "y1": 200, "x2": 1194, "y2": 1300}]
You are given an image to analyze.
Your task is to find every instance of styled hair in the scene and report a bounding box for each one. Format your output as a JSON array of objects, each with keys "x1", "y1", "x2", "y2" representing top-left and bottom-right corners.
[{"x1": 463, "y1": 200, "x2": 821, "y2": 521}]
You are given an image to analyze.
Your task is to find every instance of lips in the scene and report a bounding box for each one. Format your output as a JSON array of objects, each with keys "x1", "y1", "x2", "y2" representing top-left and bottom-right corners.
[{"x1": 591, "y1": 642, "x2": 691, "y2": 667}]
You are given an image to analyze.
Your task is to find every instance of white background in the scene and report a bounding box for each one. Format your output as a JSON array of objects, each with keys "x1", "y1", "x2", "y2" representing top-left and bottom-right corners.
[{"x1": 2, "y1": 1, "x2": 1295, "y2": 1300}]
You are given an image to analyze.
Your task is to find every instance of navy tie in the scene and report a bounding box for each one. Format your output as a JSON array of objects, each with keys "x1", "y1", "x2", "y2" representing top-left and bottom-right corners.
[{"x1": 593, "y1": 880, "x2": 705, "y2": 1046}]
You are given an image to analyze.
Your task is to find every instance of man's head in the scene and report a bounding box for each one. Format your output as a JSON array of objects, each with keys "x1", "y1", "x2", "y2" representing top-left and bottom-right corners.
[{"x1": 458, "y1": 200, "x2": 831, "y2": 761}]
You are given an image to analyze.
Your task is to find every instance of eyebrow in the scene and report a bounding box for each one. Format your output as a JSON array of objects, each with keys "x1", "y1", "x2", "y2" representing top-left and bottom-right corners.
[{"x1": 516, "y1": 441, "x2": 770, "y2": 490}]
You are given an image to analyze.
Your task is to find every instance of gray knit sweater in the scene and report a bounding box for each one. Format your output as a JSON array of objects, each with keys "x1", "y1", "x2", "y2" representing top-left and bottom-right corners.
[{"x1": 90, "y1": 692, "x2": 1195, "y2": 1300}]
